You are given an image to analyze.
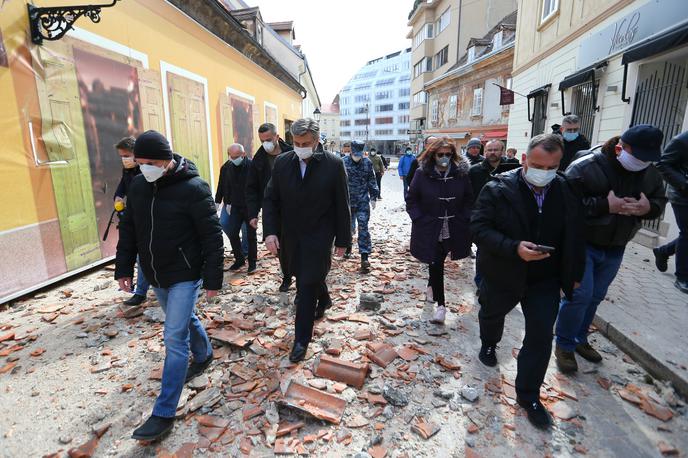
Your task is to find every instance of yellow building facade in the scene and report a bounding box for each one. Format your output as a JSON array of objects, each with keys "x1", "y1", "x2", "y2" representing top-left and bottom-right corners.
[{"x1": 0, "y1": 0, "x2": 305, "y2": 302}]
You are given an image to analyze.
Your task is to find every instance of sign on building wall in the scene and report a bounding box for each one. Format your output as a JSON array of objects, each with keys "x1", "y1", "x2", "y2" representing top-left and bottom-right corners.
[{"x1": 578, "y1": 0, "x2": 688, "y2": 69}]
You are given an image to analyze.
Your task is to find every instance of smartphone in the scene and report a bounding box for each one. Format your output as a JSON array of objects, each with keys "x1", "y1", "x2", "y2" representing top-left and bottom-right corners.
[{"x1": 535, "y1": 245, "x2": 556, "y2": 254}]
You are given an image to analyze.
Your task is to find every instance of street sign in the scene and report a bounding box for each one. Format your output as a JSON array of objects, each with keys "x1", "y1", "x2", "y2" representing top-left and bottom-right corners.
[{"x1": 407, "y1": 129, "x2": 422, "y2": 134}]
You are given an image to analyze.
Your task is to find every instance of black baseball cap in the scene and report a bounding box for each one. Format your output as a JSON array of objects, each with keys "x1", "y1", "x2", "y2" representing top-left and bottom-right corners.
[
  {"x1": 351, "y1": 140, "x2": 365, "y2": 153},
  {"x1": 620, "y1": 124, "x2": 664, "y2": 162}
]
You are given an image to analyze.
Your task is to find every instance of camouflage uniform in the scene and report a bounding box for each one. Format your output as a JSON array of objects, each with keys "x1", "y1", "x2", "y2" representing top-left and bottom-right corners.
[{"x1": 343, "y1": 154, "x2": 379, "y2": 254}]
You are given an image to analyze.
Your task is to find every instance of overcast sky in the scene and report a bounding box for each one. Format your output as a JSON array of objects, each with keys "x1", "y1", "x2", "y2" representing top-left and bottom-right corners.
[{"x1": 248, "y1": 0, "x2": 412, "y2": 105}]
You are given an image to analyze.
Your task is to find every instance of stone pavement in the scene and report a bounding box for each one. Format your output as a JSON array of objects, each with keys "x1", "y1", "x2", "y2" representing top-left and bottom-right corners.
[{"x1": 595, "y1": 241, "x2": 688, "y2": 398}]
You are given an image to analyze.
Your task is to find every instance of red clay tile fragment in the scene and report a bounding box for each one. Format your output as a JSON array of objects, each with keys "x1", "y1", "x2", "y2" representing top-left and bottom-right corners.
[
  {"x1": 30, "y1": 348, "x2": 46, "y2": 357},
  {"x1": 196, "y1": 415, "x2": 230, "y2": 429},
  {"x1": 0, "y1": 361, "x2": 17, "y2": 374},
  {"x1": 208, "y1": 328, "x2": 254, "y2": 347},
  {"x1": 198, "y1": 426, "x2": 226, "y2": 442},
  {"x1": 369, "y1": 445, "x2": 388, "y2": 458},
  {"x1": 411, "y1": 419, "x2": 440, "y2": 439},
  {"x1": 326, "y1": 339, "x2": 343, "y2": 356},
  {"x1": 242, "y1": 404, "x2": 265, "y2": 421},
  {"x1": 658, "y1": 441, "x2": 679, "y2": 456},
  {"x1": 314, "y1": 355, "x2": 369, "y2": 389},
  {"x1": 281, "y1": 381, "x2": 346, "y2": 424},
  {"x1": 397, "y1": 346, "x2": 419, "y2": 361},
  {"x1": 597, "y1": 377, "x2": 612, "y2": 390},
  {"x1": 67, "y1": 436, "x2": 99, "y2": 458},
  {"x1": 434, "y1": 355, "x2": 461, "y2": 371},
  {"x1": 276, "y1": 421, "x2": 305, "y2": 437},
  {"x1": 0, "y1": 332, "x2": 15, "y2": 342},
  {"x1": 367, "y1": 344, "x2": 398, "y2": 368}
]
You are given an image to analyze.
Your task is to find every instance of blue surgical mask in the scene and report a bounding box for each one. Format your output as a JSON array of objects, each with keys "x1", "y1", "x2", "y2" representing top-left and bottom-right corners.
[
  {"x1": 231, "y1": 157, "x2": 243, "y2": 166},
  {"x1": 405, "y1": 150, "x2": 413, "y2": 156},
  {"x1": 525, "y1": 166, "x2": 557, "y2": 187},
  {"x1": 562, "y1": 131, "x2": 579, "y2": 142}
]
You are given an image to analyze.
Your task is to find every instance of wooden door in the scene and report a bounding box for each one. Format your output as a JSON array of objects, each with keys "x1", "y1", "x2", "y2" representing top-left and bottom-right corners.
[
  {"x1": 138, "y1": 69, "x2": 164, "y2": 132},
  {"x1": 166, "y1": 73, "x2": 210, "y2": 182},
  {"x1": 34, "y1": 40, "x2": 101, "y2": 270},
  {"x1": 219, "y1": 92, "x2": 233, "y2": 163}
]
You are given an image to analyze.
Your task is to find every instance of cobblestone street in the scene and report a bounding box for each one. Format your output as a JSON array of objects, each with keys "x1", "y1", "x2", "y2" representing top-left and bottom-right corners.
[{"x1": 0, "y1": 169, "x2": 686, "y2": 457}]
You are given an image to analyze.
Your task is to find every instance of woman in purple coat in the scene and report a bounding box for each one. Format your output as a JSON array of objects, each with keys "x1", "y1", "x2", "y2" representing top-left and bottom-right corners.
[{"x1": 406, "y1": 138, "x2": 473, "y2": 324}]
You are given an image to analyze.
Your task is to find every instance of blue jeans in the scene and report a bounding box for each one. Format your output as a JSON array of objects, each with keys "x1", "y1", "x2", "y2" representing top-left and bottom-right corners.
[
  {"x1": 556, "y1": 244, "x2": 625, "y2": 351},
  {"x1": 151, "y1": 279, "x2": 211, "y2": 418},
  {"x1": 134, "y1": 256, "x2": 150, "y2": 297},
  {"x1": 220, "y1": 204, "x2": 248, "y2": 256},
  {"x1": 402, "y1": 177, "x2": 409, "y2": 198}
]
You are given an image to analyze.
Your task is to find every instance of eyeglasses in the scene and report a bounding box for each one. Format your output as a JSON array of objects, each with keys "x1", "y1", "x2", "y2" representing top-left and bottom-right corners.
[{"x1": 435, "y1": 152, "x2": 452, "y2": 158}]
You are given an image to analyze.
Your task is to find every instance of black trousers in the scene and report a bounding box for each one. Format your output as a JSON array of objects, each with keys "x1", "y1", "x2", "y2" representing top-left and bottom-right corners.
[
  {"x1": 478, "y1": 278, "x2": 560, "y2": 402},
  {"x1": 375, "y1": 172, "x2": 382, "y2": 197},
  {"x1": 294, "y1": 279, "x2": 331, "y2": 345},
  {"x1": 228, "y1": 207, "x2": 257, "y2": 264},
  {"x1": 428, "y1": 240, "x2": 450, "y2": 305}
]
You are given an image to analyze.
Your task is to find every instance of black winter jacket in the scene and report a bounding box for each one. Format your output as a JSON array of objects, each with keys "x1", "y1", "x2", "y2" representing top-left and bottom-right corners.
[
  {"x1": 657, "y1": 132, "x2": 688, "y2": 206},
  {"x1": 470, "y1": 169, "x2": 585, "y2": 300},
  {"x1": 468, "y1": 159, "x2": 521, "y2": 203},
  {"x1": 565, "y1": 151, "x2": 667, "y2": 247},
  {"x1": 115, "y1": 155, "x2": 224, "y2": 290},
  {"x1": 114, "y1": 166, "x2": 141, "y2": 200},
  {"x1": 215, "y1": 158, "x2": 251, "y2": 209},
  {"x1": 560, "y1": 134, "x2": 591, "y2": 171},
  {"x1": 246, "y1": 139, "x2": 292, "y2": 220}
]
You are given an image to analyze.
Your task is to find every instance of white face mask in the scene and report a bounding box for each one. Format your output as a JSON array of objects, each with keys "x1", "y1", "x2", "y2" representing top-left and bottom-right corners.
[
  {"x1": 121, "y1": 156, "x2": 136, "y2": 169},
  {"x1": 617, "y1": 149, "x2": 650, "y2": 171},
  {"x1": 263, "y1": 141, "x2": 275, "y2": 153},
  {"x1": 524, "y1": 166, "x2": 557, "y2": 187},
  {"x1": 436, "y1": 156, "x2": 451, "y2": 168},
  {"x1": 140, "y1": 163, "x2": 167, "y2": 182},
  {"x1": 370, "y1": 151, "x2": 377, "y2": 156},
  {"x1": 231, "y1": 157, "x2": 243, "y2": 166},
  {"x1": 294, "y1": 146, "x2": 313, "y2": 160},
  {"x1": 352, "y1": 154, "x2": 362, "y2": 163}
]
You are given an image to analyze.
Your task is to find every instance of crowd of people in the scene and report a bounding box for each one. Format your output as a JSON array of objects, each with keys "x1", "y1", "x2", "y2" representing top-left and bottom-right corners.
[{"x1": 110, "y1": 113, "x2": 687, "y2": 439}]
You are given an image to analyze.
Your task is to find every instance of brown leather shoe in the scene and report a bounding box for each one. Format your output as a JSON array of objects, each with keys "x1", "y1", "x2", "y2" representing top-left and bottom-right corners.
[
  {"x1": 555, "y1": 346, "x2": 578, "y2": 373},
  {"x1": 576, "y1": 343, "x2": 602, "y2": 363}
]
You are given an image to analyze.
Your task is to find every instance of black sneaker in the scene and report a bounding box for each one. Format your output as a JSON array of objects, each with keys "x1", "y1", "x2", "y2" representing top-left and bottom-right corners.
[
  {"x1": 289, "y1": 342, "x2": 308, "y2": 363},
  {"x1": 653, "y1": 248, "x2": 669, "y2": 273},
  {"x1": 675, "y1": 279, "x2": 688, "y2": 294},
  {"x1": 123, "y1": 294, "x2": 146, "y2": 306},
  {"x1": 185, "y1": 352, "x2": 214, "y2": 383},
  {"x1": 132, "y1": 415, "x2": 175, "y2": 441},
  {"x1": 247, "y1": 262, "x2": 257, "y2": 274},
  {"x1": 344, "y1": 247, "x2": 352, "y2": 259},
  {"x1": 479, "y1": 344, "x2": 497, "y2": 367},
  {"x1": 229, "y1": 259, "x2": 245, "y2": 271},
  {"x1": 279, "y1": 276, "x2": 292, "y2": 293},
  {"x1": 314, "y1": 300, "x2": 333, "y2": 320},
  {"x1": 517, "y1": 398, "x2": 552, "y2": 429}
]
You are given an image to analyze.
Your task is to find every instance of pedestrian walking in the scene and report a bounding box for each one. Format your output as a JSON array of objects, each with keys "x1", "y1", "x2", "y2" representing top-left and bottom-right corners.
[
  {"x1": 215, "y1": 143, "x2": 257, "y2": 273},
  {"x1": 398, "y1": 147, "x2": 415, "y2": 196},
  {"x1": 114, "y1": 136, "x2": 151, "y2": 306},
  {"x1": 406, "y1": 136, "x2": 438, "y2": 191},
  {"x1": 343, "y1": 140, "x2": 379, "y2": 271},
  {"x1": 246, "y1": 123, "x2": 293, "y2": 291},
  {"x1": 407, "y1": 137, "x2": 473, "y2": 324},
  {"x1": 555, "y1": 125, "x2": 667, "y2": 374},
  {"x1": 559, "y1": 114, "x2": 591, "y2": 171},
  {"x1": 505, "y1": 147, "x2": 520, "y2": 164},
  {"x1": 655, "y1": 131, "x2": 688, "y2": 294},
  {"x1": 471, "y1": 133, "x2": 585, "y2": 429},
  {"x1": 369, "y1": 147, "x2": 386, "y2": 199},
  {"x1": 465, "y1": 137, "x2": 485, "y2": 166},
  {"x1": 262, "y1": 118, "x2": 351, "y2": 363},
  {"x1": 115, "y1": 130, "x2": 223, "y2": 441},
  {"x1": 468, "y1": 140, "x2": 520, "y2": 290}
]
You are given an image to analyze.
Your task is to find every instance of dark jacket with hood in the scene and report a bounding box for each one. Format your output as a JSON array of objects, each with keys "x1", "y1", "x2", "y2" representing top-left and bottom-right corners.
[
  {"x1": 215, "y1": 157, "x2": 252, "y2": 209},
  {"x1": 407, "y1": 157, "x2": 473, "y2": 264},
  {"x1": 560, "y1": 134, "x2": 591, "y2": 171},
  {"x1": 656, "y1": 131, "x2": 688, "y2": 207},
  {"x1": 468, "y1": 158, "x2": 521, "y2": 203},
  {"x1": 115, "y1": 154, "x2": 224, "y2": 290},
  {"x1": 565, "y1": 150, "x2": 667, "y2": 247},
  {"x1": 262, "y1": 150, "x2": 351, "y2": 284},
  {"x1": 114, "y1": 166, "x2": 141, "y2": 200},
  {"x1": 246, "y1": 139, "x2": 292, "y2": 220},
  {"x1": 470, "y1": 169, "x2": 585, "y2": 300}
]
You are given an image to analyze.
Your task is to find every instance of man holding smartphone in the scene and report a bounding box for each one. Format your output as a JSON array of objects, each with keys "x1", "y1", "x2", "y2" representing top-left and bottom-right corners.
[{"x1": 471, "y1": 134, "x2": 585, "y2": 429}]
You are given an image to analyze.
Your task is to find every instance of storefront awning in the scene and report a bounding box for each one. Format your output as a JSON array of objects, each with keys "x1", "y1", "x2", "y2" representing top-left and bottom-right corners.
[
  {"x1": 527, "y1": 84, "x2": 551, "y2": 98},
  {"x1": 558, "y1": 61, "x2": 607, "y2": 91},
  {"x1": 446, "y1": 132, "x2": 470, "y2": 139},
  {"x1": 482, "y1": 130, "x2": 508, "y2": 139},
  {"x1": 622, "y1": 21, "x2": 688, "y2": 65}
]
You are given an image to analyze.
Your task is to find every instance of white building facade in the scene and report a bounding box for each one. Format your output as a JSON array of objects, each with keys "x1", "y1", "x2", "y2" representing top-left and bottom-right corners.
[{"x1": 338, "y1": 49, "x2": 412, "y2": 155}]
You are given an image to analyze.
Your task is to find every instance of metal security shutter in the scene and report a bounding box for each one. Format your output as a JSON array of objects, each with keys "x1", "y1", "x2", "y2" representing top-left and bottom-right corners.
[{"x1": 570, "y1": 81, "x2": 599, "y2": 141}]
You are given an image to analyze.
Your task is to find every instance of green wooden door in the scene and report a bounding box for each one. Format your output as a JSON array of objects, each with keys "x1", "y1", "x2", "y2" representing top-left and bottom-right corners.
[{"x1": 34, "y1": 40, "x2": 101, "y2": 270}]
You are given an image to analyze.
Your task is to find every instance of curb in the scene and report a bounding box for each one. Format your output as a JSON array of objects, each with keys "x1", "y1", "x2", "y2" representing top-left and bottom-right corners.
[{"x1": 593, "y1": 314, "x2": 688, "y2": 399}]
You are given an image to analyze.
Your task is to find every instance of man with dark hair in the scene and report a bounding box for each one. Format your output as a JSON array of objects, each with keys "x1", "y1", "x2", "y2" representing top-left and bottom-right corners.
[
  {"x1": 655, "y1": 131, "x2": 688, "y2": 294},
  {"x1": 246, "y1": 122, "x2": 293, "y2": 291},
  {"x1": 559, "y1": 114, "x2": 591, "y2": 171},
  {"x1": 114, "y1": 136, "x2": 150, "y2": 306},
  {"x1": 505, "y1": 147, "x2": 519, "y2": 164},
  {"x1": 115, "y1": 130, "x2": 223, "y2": 441},
  {"x1": 465, "y1": 137, "x2": 485, "y2": 166},
  {"x1": 556, "y1": 125, "x2": 667, "y2": 373},
  {"x1": 471, "y1": 133, "x2": 585, "y2": 429},
  {"x1": 263, "y1": 118, "x2": 351, "y2": 362}
]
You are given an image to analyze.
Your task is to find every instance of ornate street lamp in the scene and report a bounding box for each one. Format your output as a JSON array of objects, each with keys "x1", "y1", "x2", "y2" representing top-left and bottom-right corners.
[{"x1": 312, "y1": 108, "x2": 321, "y2": 123}]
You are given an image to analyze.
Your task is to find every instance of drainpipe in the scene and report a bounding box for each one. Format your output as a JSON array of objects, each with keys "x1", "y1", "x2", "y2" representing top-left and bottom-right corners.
[{"x1": 455, "y1": 0, "x2": 463, "y2": 64}]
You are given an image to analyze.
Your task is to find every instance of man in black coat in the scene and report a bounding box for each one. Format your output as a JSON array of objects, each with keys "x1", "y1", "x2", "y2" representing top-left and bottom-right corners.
[
  {"x1": 115, "y1": 130, "x2": 223, "y2": 441},
  {"x1": 114, "y1": 136, "x2": 150, "y2": 306},
  {"x1": 216, "y1": 143, "x2": 257, "y2": 273},
  {"x1": 655, "y1": 131, "x2": 688, "y2": 294},
  {"x1": 465, "y1": 137, "x2": 485, "y2": 166},
  {"x1": 556, "y1": 125, "x2": 667, "y2": 374},
  {"x1": 559, "y1": 114, "x2": 591, "y2": 171},
  {"x1": 246, "y1": 123, "x2": 293, "y2": 291},
  {"x1": 262, "y1": 118, "x2": 351, "y2": 363},
  {"x1": 471, "y1": 133, "x2": 585, "y2": 429}
]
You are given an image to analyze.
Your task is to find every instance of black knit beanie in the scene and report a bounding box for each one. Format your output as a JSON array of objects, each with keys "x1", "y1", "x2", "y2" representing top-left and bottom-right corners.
[{"x1": 134, "y1": 130, "x2": 173, "y2": 160}]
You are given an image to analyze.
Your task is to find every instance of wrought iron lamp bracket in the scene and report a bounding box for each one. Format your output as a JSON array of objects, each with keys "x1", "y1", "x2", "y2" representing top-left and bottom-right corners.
[{"x1": 28, "y1": 1, "x2": 120, "y2": 45}]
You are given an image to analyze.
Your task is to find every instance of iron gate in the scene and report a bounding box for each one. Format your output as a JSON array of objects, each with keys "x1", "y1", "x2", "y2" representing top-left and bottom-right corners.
[
  {"x1": 570, "y1": 81, "x2": 598, "y2": 141},
  {"x1": 531, "y1": 92, "x2": 548, "y2": 137},
  {"x1": 631, "y1": 60, "x2": 688, "y2": 233}
]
